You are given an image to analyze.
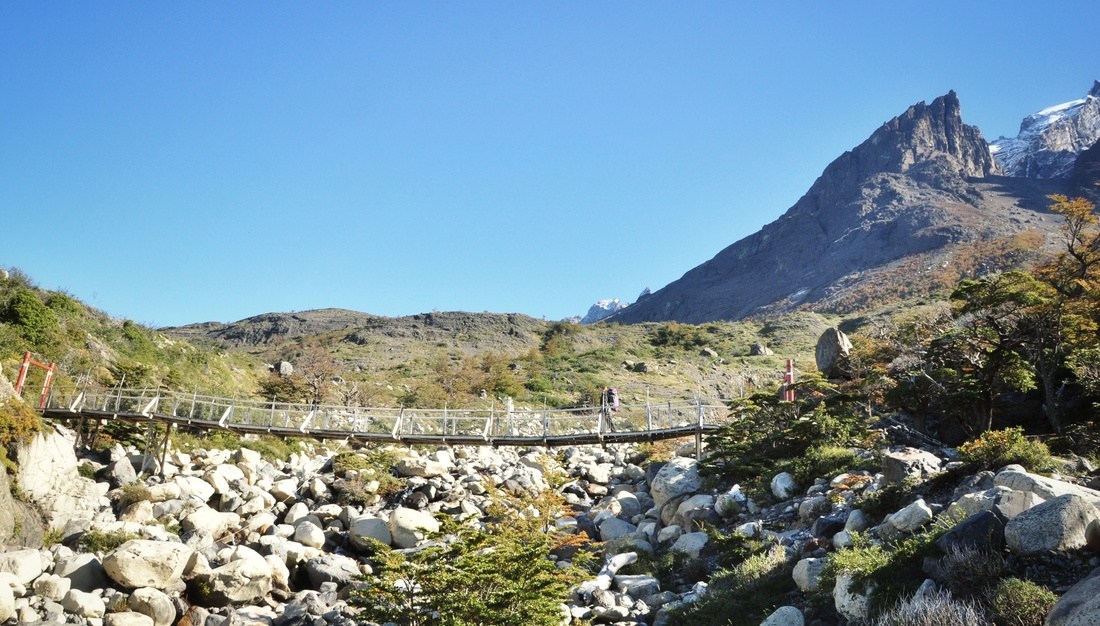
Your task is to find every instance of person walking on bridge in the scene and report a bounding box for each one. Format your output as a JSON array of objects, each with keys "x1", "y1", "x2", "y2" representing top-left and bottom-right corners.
[{"x1": 600, "y1": 386, "x2": 619, "y2": 432}]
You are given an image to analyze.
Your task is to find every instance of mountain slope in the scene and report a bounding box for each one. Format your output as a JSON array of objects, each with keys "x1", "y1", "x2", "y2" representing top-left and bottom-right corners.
[{"x1": 611, "y1": 92, "x2": 1063, "y2": 324}]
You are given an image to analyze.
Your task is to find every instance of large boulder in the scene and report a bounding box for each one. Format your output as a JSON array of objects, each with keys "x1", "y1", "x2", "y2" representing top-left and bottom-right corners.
[
  {"x1": 833, "y1": 571, "x2": 874, "y2": 623},
  {"x1": 195, "y1": 558, "x2": 274, "y2": 604},
  {"x1": 1005, "y1": 493, "x2": 1100, "y2": 555},
  {"x1": 101, "y1": 540, "x2": 194, "y2": 590},
  {"x1": 650, "y1": 458, "x2": 702, "y2": 511},
  {"x1": 348, "y1": 515, "x2": 392, "y2": 550},
  {"x1": 389, "y1": 507, "x2": 440, "y2": 549},
  {"x1": 882, "y1": 447, "x2": 942, "y2": 485},
  {"x1": 302, "y1": 553, "x2": 362, "y2": 589},
  {"x1": 14, "y1": 429, "x2": 105, "y2": 529},
  {"x1": 760, "y1": 606, "x2": 804, "y2": 626},
  {"x1": 0, "y1": 548, "x2": 48, "y2": 585},
  {"x1": 815, "y1": 328, "x2": 852, "y2": 378},
  {"x1": 128, "y1": 587, "x2": 177, "y2": 626},
  {"x1": 54, "y1": 552, "x2": 111, "y2": 592},
  {"x1": 994, "y1": 467, "x2": 1100, "y2": 508}
]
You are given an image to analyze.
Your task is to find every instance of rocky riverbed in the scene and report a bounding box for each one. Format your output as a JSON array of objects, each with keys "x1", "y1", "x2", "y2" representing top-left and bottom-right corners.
[{"x1": 2, "y1": 423, "x2": 1100, "y2": 626}]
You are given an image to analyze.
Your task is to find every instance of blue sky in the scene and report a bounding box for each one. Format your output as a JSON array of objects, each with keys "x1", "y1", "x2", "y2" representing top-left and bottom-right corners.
[{"x1": 3, "y1": 2, "x2": 1098, "y2": 327}]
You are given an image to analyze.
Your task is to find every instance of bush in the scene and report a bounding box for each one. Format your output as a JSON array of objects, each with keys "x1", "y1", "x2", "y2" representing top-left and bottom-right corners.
[
  {"x1": 116, "y1": 482, "x2": 152, "y2": 511},
  {"x1": 936, "y1": 545, "x2": 1006, "y2": 598},
  {"x1": 79, "y1": 528, "x2": 140, "y2": 553},
  {"x1": 793, "y1": 445, "x2": 875, "y2": 486},
  {"x1": 671, "y1": 543, "x2": 793, "y2": 626},
  {"x1": 872, "y1": 589, "x2": 990, "y2": 626},
  {"x1": 987, "y1": 578, "x2": 1057, "y2": 626},
  {"x1": 958, "y1": 427, "x2": 1055, "y2": 473},
  {"x1": 0, "y1": 398, "x2": 44, "y2": 449},
  {"x1": 352, "y1": 494, "x2": 588, "y2": 626}
]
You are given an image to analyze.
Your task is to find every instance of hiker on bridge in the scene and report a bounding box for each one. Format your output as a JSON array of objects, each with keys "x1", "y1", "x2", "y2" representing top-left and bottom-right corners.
[{"x1": 600, "y1": 386, "x2": 619, "y2": 432}]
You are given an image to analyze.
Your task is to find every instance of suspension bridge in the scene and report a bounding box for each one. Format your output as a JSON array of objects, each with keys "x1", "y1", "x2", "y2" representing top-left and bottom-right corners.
[{"x1": 35, "y1": 385, "x2": 732, "y2": 458}]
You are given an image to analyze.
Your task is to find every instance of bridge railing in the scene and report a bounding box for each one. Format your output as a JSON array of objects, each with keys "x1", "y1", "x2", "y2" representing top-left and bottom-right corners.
[{"x1": 43, "y1": 386, "x2": 732, "y2": 441}]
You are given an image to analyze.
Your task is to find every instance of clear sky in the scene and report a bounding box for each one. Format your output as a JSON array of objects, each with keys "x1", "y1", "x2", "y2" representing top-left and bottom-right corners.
[{"x1": 3, "y1": 2, "x2": 1098, "y2": 328}]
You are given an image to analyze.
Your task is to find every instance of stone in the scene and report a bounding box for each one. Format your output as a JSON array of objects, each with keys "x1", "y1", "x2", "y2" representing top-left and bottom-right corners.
[
  {"x1": 0, "y1": 579, "x2": 11, "y2": 623},
  {"x1": 882, "y1": 447, "x2": 942, "y2": 485},
  {"x1": 32, "y1": 573, "x2": 71, "y2": 601},
  {"x1": 14, "y1": 430, "x2": 105, "y2": 530},
  {"x1": 599, "y1": 517, "x2": 637, "y2": 542},
  {"x1": 792, "y1": 557, "x2": 826, "y2": 593},
  {"x1": 935, "y1": 510, "x2": 1006, "y2": 554},
  {"x1": 886, "y1": 498, "x2": 934, "y2": 533},
  {"x1": 650, "y1": 458, "x2": 702, "y2": 511},
  {"x1": 760, "y1": 605, "x2": 804, "y2": 626},
  {"x1": 994, "y1": 467, "x2": 1100, "y2": 508},
  {"x1": 798, "y1": 495, "x2": 831, "y2": 523},
  {"x1": 749, "y1": 342, "x2": 774, "y2": 356},
  {"x1": 101, "y1": 540, "x2": 194, "y2": 590},
  {"x1": 670, "y1": 531, "x2": 708, "y2": 559},
  {"x1": 197, "y1": 557, "x2": 274, "y2": 604},
  {"x1": 105, "y1": 612, "x2": 155, "y2": 626},
  {"x1": 181, "y1": 506, "x2": 240, "y2": 542},
  {"x1": 0, "y1": 548, "x2": 47, "y2": 585},
  {"x1": 302, "y1": 553, "x2": 361, "y2": 588},
  {"x1": 62, "y1": 588, "x2": 106, "y2": 618},
  {"x1": 815, "y1": 328, "x2": 853, "y2": 378},
  {"x1": 388, "y1": 507, "x2": 440, "y2": 549},
  {"x1": 614, "y1": 574, "x2": 659, "y2": 598},
  {"x1": 347, "y1": 515, "x2": 392, "y2": 550},
  {"x1": 293, "y1": 519, "x2": 326, "y2": 549},
  {"x1": 771, "y1": 472, "x2": 797, "y2": 500},
  {"x1": 714, "y1": 485, "x2": 746, "y2": 517},
  {"x1": 1005, "y1": 493, "x2": 1100, "y2": 556},
  {"x1": 395, "y1": 457, "x2": 450, "y2": 478},
  {"x1": 833, "y1": 571, "x2": 874, "y2": 623},
  {"x1": 54, "y1": 552, "x2": 111, "y2": 592},
  {"x1": 129, "y1": 587, "x2": 177, "y2": 626}
]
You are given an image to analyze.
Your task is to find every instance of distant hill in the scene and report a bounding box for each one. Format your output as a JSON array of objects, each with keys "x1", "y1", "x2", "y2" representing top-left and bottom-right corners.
[{"x1": 609, "y1": 89, "x2": 1096, "y2": 324}]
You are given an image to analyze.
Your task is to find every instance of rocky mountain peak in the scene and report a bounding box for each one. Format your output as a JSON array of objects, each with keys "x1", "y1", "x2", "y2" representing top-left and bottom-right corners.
[
  {"x1": 609, "y1": 91, "x2": 1057, "y2": 325},
  {"x1": 862, "y1": 90, "x2": 999, "y2": 180},
  {"x1": 991, "y1": 81, "x2": 1100, "y2": 179}
]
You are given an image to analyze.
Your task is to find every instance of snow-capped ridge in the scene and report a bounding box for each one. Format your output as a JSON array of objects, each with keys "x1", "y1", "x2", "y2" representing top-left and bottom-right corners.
[{"x1": 990, "y1": 80, "x2": 1100, "y2": 179}]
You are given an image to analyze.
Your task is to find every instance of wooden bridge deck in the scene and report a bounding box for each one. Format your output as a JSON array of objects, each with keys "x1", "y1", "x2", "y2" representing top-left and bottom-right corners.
[{"x1": 40, "y1": 387, "x2": 731, "y2": 449}]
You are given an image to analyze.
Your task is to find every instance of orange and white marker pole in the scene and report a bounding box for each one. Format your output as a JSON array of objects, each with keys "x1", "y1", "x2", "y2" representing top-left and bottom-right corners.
[{"x1": 781, "y1": 358, "x2": 795, "y2": 402}]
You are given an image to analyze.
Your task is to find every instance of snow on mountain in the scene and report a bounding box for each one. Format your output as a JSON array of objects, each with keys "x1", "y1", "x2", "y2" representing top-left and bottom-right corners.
[
  {"x1": 580, "y1": 298, "x2": 626, "y2": 324},
  {"x1": 990, "y1": 81, "x2": 1100, "y2": 178}
]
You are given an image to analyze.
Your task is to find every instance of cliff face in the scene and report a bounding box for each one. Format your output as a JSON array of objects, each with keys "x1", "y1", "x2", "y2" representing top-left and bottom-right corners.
[{"x1": 612, "y1": 92, "x2": 1057, "y2": 324}]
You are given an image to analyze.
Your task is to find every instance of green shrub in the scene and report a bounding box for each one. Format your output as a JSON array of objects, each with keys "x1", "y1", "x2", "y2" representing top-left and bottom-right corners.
[
  {"x1": 987, "y1": 578, "x2": 1057, "y2": 626},
  {"x1": 240, "y1": 435, "x2": 304, "y2": 462},
  {"x1": 872, "y1": 589, "x2": 990, "y2": 626},
  {"x1": 3, "y1": 288, "x2": 60, "y2": 349},
  {"x1": 671, "y1": 543, "x2": 793, "y2": 626},
  {"x1": 0, "y1": 398, "x2": 44, "y2": 449},
  {"x1": 79, "y1": 528, "x2": 140, "y2": 553},
  {"x1": 352, "y1": 495, "x2": 587, "y2": 626},
  {"x1": 825, "y1": 526, "x2": 953, "y2": 613},
  {"x1": 958, "y1": 427, "x2": 1055, "y2": 473},
  {"x1": 794, "y1": 445, "x2": 876, "y2": 486},
  {"x1": 117, "y1": 482, "x2": 152, "y2": 510},
  {"x1": 77, "y1": 462, "x2": 98, "y2": 480}
]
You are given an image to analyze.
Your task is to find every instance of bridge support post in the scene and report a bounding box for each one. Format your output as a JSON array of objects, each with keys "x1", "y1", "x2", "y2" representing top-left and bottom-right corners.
[{"x1": 695, "y1": 399, "x2": 704, "y2": 461}]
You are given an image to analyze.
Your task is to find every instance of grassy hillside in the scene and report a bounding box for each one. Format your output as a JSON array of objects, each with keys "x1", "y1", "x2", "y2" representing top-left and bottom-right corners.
[
  {"x1": 0, "y1": 269, "x2": 263, "y2": 398},
  {"x1": 0, "y1": 266, "x2": 840, "y2": 411}
]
